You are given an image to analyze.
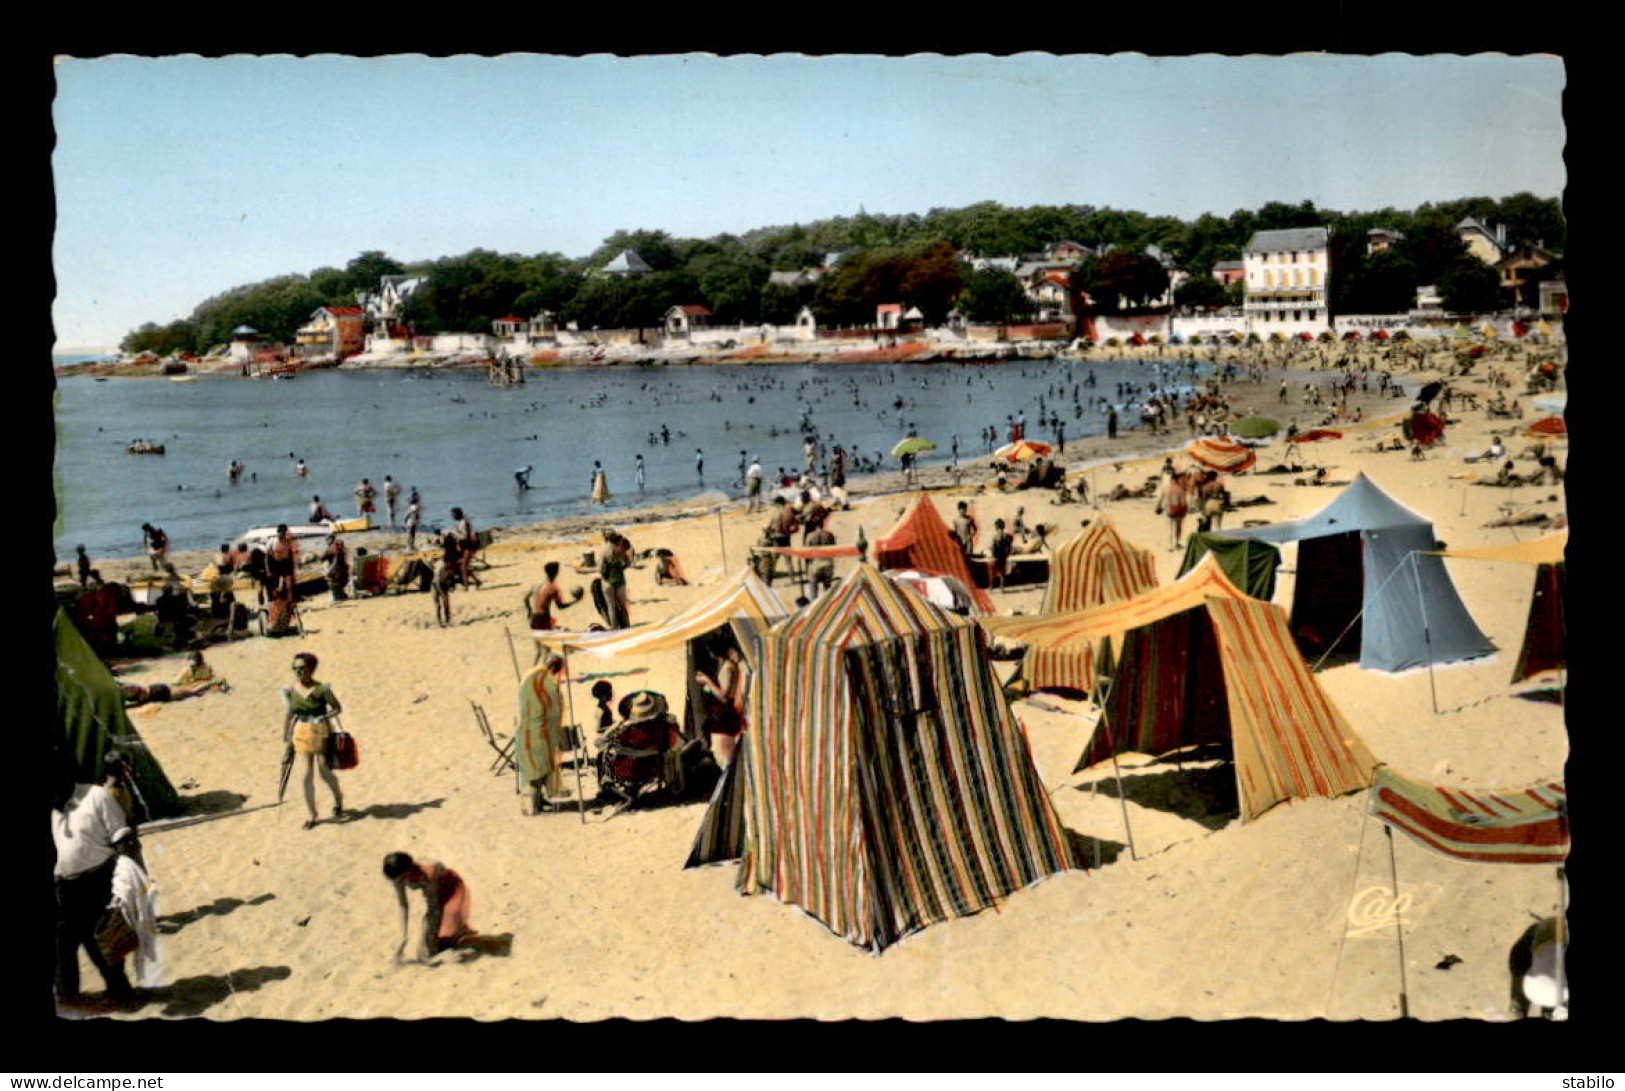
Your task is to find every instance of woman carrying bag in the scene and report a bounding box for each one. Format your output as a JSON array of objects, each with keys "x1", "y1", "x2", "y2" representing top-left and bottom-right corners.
[{"x1": 281, "y1": 651, "x2": 349, "y2": 829}]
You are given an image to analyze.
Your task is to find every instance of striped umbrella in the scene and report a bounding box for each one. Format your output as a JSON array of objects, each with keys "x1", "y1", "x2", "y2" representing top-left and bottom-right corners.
[
  {"x1": 1185, "y1": 435, "x2": 1257, "y2": 473},
  {"x1": 993, "y1": 439, "x2": 1054, "y2": 463}
]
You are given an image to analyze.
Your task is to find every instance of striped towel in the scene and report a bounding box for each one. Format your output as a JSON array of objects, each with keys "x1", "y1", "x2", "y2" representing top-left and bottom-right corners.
[{"x1": 1370, "y1": 766, "x2": 1568, "y2": 865}]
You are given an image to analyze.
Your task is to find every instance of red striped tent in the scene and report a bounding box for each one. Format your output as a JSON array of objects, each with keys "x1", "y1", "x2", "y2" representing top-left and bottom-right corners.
[
  {"x1": 694, "y1": 563, "x2": 1078, "y2": 952},
  {"x1": 1369, "y1": 766, "x2": 1567, "y2": 864},
  {"x1": 1434, "y1": 533, "x2": 1566, "y2": 683},
  {"x1": 1039, "y1": 516, "x2": 1159, "y2": 615},
  {"x1": 874, "y1": 494, "x2": 996, "y2": 614},
  {"x1": 1185, "y1": 435, "x2": 1257, "y2": 473},
  {"x1": 986, "y1": 559, "x2": 1377, "y2": 821}
]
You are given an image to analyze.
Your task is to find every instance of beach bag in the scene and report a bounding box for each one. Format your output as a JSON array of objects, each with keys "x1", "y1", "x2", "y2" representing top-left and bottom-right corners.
[
  {"x1": 326, "y1": 729, "x2": 360, "y2": 771},
  {"x1": 95, "y1": 907, "x2": 139, "y2": 964}
]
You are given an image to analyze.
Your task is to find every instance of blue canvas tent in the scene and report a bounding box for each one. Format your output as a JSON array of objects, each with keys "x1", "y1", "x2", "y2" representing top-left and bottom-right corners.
[{"x1": 1214, "y1": 474, "x2": 1494, "y2": 672}]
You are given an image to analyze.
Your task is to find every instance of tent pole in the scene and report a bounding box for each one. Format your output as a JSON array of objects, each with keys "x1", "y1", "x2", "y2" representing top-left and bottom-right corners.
[
  {"x1": 1384, "y1": 823, "x2": 1411, "y2": 1019},
  {"x1": 1324, "y1": 803, "x2": 1374, "y2": 1019},
  {"x1": 560, "y1": 645, "x2": 588, "y2": 824},
  {"x1": 1310, "y1": 546, "x2": 1414, "y2": 673},
  {"x1": 1409, "y1": 553, "x2": 1440, "y2": 715},
  {"x1": 1092, "y1": 676, "x2": 1139, "y2": 862},
  {"x1": 504, "y1": 628, "x2": 522, "y2": 683}
]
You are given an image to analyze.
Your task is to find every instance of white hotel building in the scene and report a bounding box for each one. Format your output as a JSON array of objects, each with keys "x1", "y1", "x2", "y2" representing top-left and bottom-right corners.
[{"x1": 1242, "y1": 226, "x2": 1331, "y2": 337}]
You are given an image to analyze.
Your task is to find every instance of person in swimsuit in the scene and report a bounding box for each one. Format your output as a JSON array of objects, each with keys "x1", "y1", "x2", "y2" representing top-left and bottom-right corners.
[
  {"x1": 695, "y1": 642, "x2": 746, "y2": 768},
  {"x1": 266, "y1": 525, "x2": 300, "y2": 635},
  {"x1": 524, "y1": 561, "x2": 583, "y2": 634},
  {"x1": 281, "y1": 651, "x2": 345, "y2": 829},
  {"x1": 383, "y1": 853, "x2": 473, "y2": 962}
]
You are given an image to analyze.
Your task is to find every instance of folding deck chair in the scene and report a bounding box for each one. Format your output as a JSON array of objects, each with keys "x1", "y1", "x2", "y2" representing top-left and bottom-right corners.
[{"x1": 470, "y1": 700, "x2": 518, "y2": 783}]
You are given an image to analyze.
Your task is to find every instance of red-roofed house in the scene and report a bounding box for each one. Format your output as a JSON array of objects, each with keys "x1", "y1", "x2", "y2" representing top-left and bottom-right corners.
[
  {"x1": 664, "y1": 304, "x2": 713, "y2": 339},
  {"x1": 876, "y1": 303, "x2": 904, "y2": 330},
  {"x1": 296, "y1": 306, "x2": 367, "y2": 360}
]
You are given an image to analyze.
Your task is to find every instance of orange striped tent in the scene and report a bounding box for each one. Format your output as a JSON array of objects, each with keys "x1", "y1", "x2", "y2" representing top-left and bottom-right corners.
[
  {"x1": 874, "y1": 494, "x2": 996, "y2": 614},
  {"x1": 985, "y1": 559, "x2": 1377, "y2": 821},
  {"x1": 691, "y1": 563, "x2": 1078, "y2": 952},
  {"x1": 983, "y1": 555, "x2": 1246, "y2": 696},
  {"x1": 1039, "y1": 516, "x2": 1160, "y2": 615}
]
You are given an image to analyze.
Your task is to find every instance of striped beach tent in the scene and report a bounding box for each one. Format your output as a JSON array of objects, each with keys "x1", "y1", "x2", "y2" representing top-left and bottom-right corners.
[
  {"x1": 1076, "y1": 587, "x2": 1378, "y2": 822},
  {"x1": 532, "y1": 566, "x2": 789, "y2": 658},
  {"x1": 696, "y1": 563, "x2": 1078, "y2": 952},
  {"x1": 874, "y1": 494, "x2": 996, "y2": 614},
  {"x1": 1369, "y1": 766, "x2": 1567, "y2": 865},
  {"x1": 983, "y1": 555, "x2": 1248, "y2": 696},
  {"x1": 1039, "y1": 516, "x2": 1159, "y2": 614},
  {"x1": 1433, "y1": 532, "x2": 1566, "y2": 683}
]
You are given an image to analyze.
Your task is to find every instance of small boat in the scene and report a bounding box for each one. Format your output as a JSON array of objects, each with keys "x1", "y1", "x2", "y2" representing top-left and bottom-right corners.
[
  {"x1": 238, "y1": 516, "x2": 370, "y2": 553},
  {"x1": 169, "y1": 375, "x2": 198, "y2": 383},
  {"x1": 126, "y1": 441, "x2": 166, "y2": 455}
]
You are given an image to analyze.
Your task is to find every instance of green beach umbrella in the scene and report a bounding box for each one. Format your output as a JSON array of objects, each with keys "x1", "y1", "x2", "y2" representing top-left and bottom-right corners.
[
  {"x1": 1231, "y1": 416, "x2": 1281, "y2": 439},
  {"x1": 891, "y1": 436, "x2": 936, "y2": 459}
]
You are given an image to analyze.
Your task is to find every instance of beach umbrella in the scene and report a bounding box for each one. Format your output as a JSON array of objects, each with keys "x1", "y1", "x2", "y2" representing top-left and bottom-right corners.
[
  {"x1": 1372, "y1": 329, "x2": 1389, "y2": 341},
  {"x1": 1404, "y1": 411, "x2": 1446, "y2": 447},
  {"x1": 1527, "y1": 416, "x2": 1567, "y2": 437},
  {"x1": 1129, "y1": 332, "x2": 1146, "y2": 346},
  {"x1": 993, "y1": 439, "x2": 1054, "y2": 463},
  {"x1": 1344, "y1": 330, "x2": 1363, "y2": 341},
  {"x1": 1185, "y1": 435, "x2": 1257, "y2": 473},
  {"x1": 1467, "y1": 344, "x2": 1490, "y2": 358},
  {"x1": 1231, "y1": 416, "x2": 1280, "y2": 439},
  {"x1": 891, "y1": 436, "x2": 936, "y2": 459},
  {"x1": 1417, "y1": 381, "x2": 1444, "y2": 405},
  {"x1": 1512, "y1": 320, "x2": 1528, "y2": 339},
  {"x1": 1292, "y1": 428, "x2": 1343, "y2": 444},
  {"x1": 1299, "y1": 332, "x2": 1315, "y2": 342},
  {"x1": 277, "y1": 744, "x2": 296, "y2": 802}
]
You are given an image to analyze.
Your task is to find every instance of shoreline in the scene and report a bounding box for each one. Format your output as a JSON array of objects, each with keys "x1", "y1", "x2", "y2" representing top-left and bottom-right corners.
[{"x1": 65, "y1": 363, "x2": 1439, "y2": 589}]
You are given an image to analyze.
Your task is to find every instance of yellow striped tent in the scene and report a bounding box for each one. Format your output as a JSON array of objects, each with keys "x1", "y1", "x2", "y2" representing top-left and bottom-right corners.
[
  {"x1": 532, "y1": 566, "x2": 789, "y2": 658},
  {"x1": 1039, "y1": 516, "x2": 1159, "y2": 614},
  {"x1": 699, "y1": 563, "x2": 1078, "y2": 952}
]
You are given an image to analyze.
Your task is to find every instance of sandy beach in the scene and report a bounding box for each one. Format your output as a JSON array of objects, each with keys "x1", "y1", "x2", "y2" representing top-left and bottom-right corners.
[{"x1": 55, "y1": 341, "x2": 1570, "y2": 1023}]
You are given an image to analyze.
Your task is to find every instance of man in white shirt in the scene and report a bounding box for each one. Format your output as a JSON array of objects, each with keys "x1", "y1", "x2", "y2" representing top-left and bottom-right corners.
[{"x1": 52, "y1": 779, "x2": 135, "y2": 1003}]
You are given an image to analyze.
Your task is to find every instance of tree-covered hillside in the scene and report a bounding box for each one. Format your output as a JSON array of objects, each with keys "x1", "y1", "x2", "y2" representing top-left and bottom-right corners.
[{"x1": 119, "y1": 194, "x2": 1565, "y2": 354}]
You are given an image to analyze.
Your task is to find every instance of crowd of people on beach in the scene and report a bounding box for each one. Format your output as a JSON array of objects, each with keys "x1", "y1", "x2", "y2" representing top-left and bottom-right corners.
[{"x1": 50, "y1": 334, "x2": 1568, "y2": 1015}]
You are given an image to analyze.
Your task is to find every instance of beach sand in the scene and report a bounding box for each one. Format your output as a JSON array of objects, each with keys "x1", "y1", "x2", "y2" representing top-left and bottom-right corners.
[{"x1": 63, "y1": 343, "x2": 1569, "y2": 1023}]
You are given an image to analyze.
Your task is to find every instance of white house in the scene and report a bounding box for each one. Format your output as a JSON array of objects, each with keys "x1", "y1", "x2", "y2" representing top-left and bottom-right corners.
[{"x1": 1243, "y1": 226, "x2": 1331, "y2": 336}]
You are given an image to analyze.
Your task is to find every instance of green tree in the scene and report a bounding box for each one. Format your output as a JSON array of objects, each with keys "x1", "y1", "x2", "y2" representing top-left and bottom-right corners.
[
  {"x1": 1173, "y1": 275, "x2": 1228, "y2": 312},
  {"x1": 1074, "y1": 249, "x2": 1170, "y2": 313},
  {"x1": 959, "y1": 267, "x2": 1033, "y2": 324},
  {"x1": 1438, "y1": 262, "x2": 1507, "y2": 313}
]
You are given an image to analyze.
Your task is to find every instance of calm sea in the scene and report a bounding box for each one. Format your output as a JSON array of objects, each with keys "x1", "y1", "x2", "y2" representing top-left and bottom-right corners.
[{"x1": 50, "y1": 356, "x2": 1213, "y2": 562}]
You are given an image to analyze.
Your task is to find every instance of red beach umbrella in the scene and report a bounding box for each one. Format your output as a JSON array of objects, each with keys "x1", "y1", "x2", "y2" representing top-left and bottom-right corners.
[
  {"x1": 1404, "y1": 411, "x2": 1446, "y2": 447},
  {"x1": 1527, "y1": 417, "x2": 1567, "y2": 437},
  {"x1": 1291, "y1": 428, "x2": 1343, "y2": 443}
]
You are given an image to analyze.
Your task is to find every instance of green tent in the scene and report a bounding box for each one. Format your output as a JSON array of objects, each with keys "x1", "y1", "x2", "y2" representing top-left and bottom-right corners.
[
  {"x1": 1177, "y1": 533, "x2": 1281, "y2": 601},
  {"x1": 54, "y1": 609, "x2": 182, "y2": 821}
]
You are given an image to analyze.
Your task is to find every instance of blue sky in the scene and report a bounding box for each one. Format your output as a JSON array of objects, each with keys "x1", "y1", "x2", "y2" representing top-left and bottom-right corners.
[{"x1": 51, "y1": 53, "x2": 1567, "y2": 351}]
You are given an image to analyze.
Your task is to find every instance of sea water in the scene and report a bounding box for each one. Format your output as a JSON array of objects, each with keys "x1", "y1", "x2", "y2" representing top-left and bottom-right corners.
[{"x1": 50, "y1": 356, "x2": 1214, "y2": 561}]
